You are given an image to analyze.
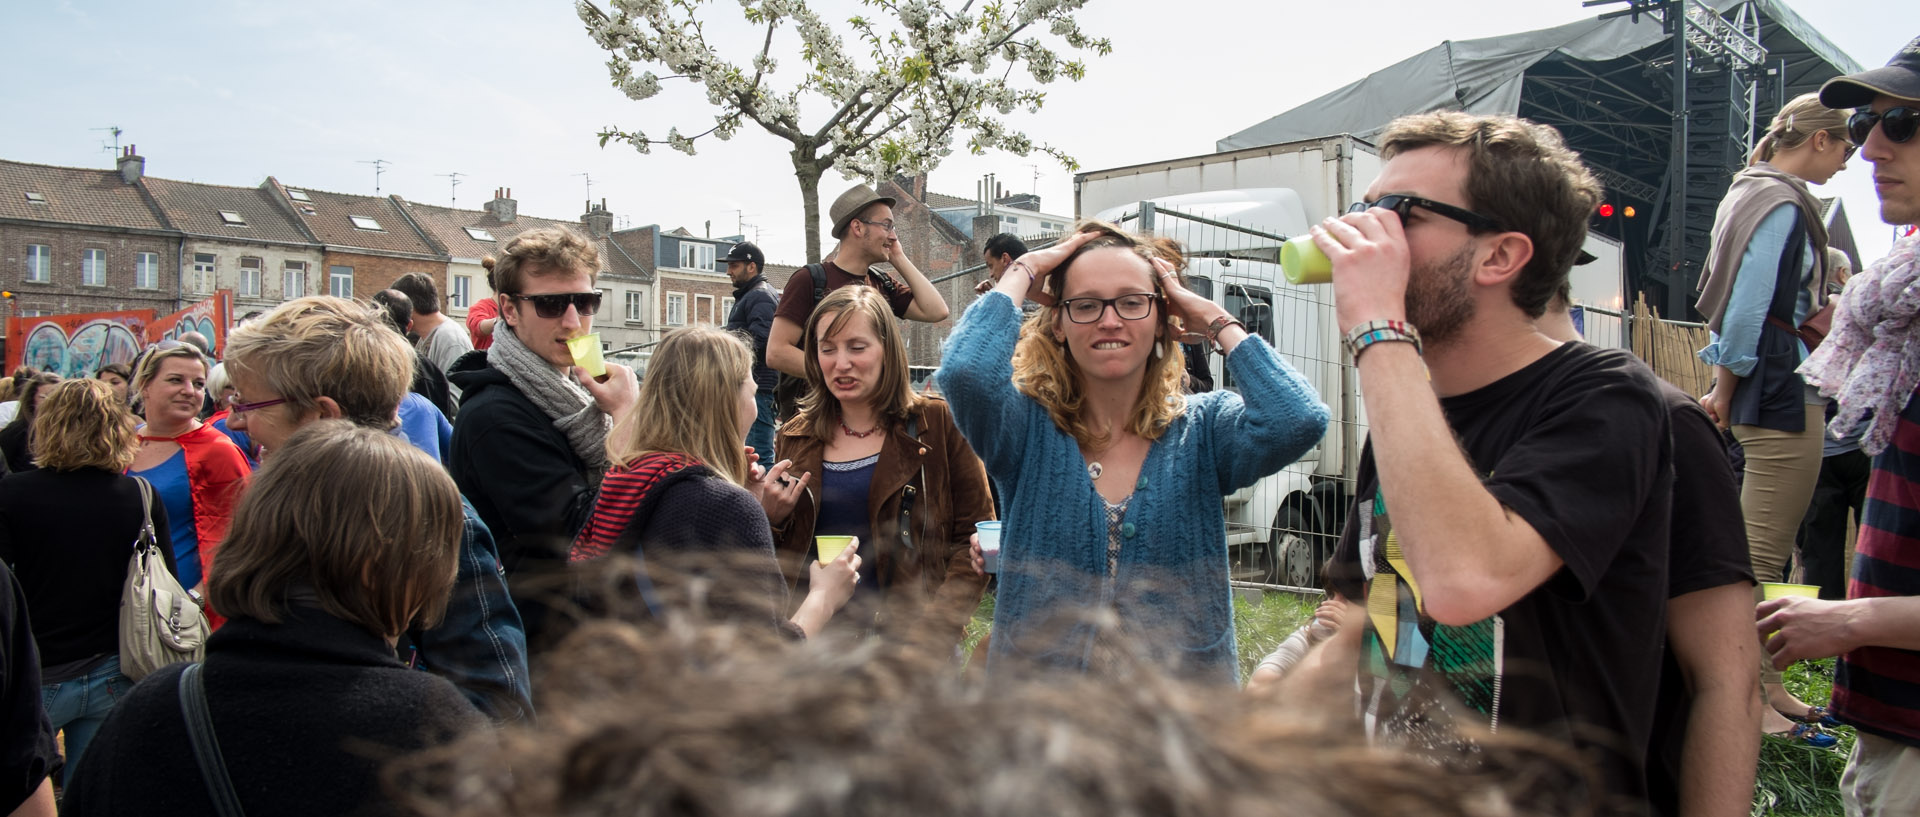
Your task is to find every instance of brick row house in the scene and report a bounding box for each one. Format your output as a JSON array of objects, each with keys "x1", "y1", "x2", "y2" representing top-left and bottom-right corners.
[
  {"x1": 0, "y1": 151, "x2": 183, "y2": 327},
  {"x1": 143, "y1": 176, "x2": 324, "y2": 318}
]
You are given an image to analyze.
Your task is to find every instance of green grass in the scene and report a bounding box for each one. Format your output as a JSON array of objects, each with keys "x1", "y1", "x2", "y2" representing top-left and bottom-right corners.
[{"x1": 1753, "y1": 658, "x2": 1850, "y2": 817}]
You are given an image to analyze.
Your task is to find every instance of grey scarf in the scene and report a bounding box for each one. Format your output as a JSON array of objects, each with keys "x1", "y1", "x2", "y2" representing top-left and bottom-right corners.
[
  {"x1": 488, "y1": 325, "x2": 609, "y2": 471},
  {"x1": 1695, "y1": 162, "x2": 1829, "y2": 332}
]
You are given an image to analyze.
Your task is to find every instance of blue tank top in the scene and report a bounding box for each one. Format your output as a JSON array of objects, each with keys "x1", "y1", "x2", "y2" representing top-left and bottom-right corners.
[
  {"x1": 818, "y1": 453, "x2": 878, "y2": 591},
  {"x1": 132, "y1": 448, "x2": 199, "y2": 587}
]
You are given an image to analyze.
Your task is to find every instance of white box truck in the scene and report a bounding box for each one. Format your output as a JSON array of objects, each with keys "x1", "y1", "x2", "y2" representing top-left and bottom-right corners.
[{"x1": 1075, "y1": 135, "x2": 1622, "y2": 588}]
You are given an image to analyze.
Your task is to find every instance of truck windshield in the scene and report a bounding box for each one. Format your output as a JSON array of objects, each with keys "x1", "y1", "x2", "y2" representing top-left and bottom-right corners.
[{"x1": 1222, "y1": 284, "x2": 1274, "y2": 391}]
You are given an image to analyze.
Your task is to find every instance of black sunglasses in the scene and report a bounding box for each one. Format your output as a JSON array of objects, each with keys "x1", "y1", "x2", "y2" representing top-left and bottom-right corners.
[
  {"x1": 507, "y1": 291, "x2": 601, "y2": 319},
  {"x1": 1349, "y1": 194, "x2": 1505, "y2": 233},
  {"x1": 1849, "y1": 106, "x2": 1919, "y2": 146}
]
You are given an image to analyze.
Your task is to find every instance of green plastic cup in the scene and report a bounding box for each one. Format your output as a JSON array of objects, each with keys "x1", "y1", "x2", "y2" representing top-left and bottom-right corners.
[
  {"x1": 816, "y1": 535, "x2": 854, "y2": 566},
  {"x1": 1760, "y1": 582, "x2": 1820, "y2": 601},
  {"x1": 1281, "y1": 234, "x2": 1332, "y2": 285},
  {"x1": 566, "y1": 334, "x2": 606, "y2": 379}
]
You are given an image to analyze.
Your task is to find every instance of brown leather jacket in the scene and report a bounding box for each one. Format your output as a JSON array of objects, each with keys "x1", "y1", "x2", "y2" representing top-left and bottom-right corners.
[{"x1": 772, "y1": 397, "x2": 992, "y2": 647}]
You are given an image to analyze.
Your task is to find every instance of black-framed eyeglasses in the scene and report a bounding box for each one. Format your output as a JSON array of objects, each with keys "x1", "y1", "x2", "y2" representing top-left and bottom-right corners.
[
  {"x1": 857, "y1": 218, "x2": 897, "y2": 233},
  {"x1": 1059, "y1": 293, "x2": 1159, "y2": 324},
  {"x1": 1849, "y1": 106, "x2": 1919, "y2": 146},
  {"x1": 507, "y1": 291, "x2": 601, "y2": 318},
  {"x1": 229, "y1": 396, "x2": 289, "y2": 415},
  {"x1": 1349, "y1": 194, "x2": 1505, "y2": 233}
]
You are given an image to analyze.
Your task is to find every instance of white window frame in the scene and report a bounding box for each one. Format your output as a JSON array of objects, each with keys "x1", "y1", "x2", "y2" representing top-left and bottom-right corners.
[
  {"x1": 625, "y1": 291, "x2": 643, "y2": 322},
  {"x1": 330, "y1": 265, "x2": 353, "y2": 298},
  {"x1": 463, "y1": 227, "x2": 495, "y2": 241},
  {"x1": 721, "y1": 296, "x2": 735, "y2": 319},
  {"x1": 678, "y1": 242, "x2": 715, "y2": 271},
  {"x1": 136, "y1": 252, "x2": 159, "y2": 289},
  {"x1": 82, "y1": 248, "x2": 106, "y2": 286},
  {"x1": 665, "y1": 291, "x2": 687, "y2": 326},
  {"x1": 451, "y1": 275, "x2": 472, "y2": 309},
  {"x1": 285, "y1": 188, "x2": 311, "y2": 202},
  {"x1": 192, "y1": 253, "x2": 216, "y2": 294},
  {"x1": 283, "y1": 261, "x2": 307, "y2": 298},
  {"x1": 695, "y1": 294, "x2": 714, "y2": 324},
  {"x1": 348, "y1": 215, "x2": 383, "y2": 231},
  {"x1": 24, "y1": 244, "x2": 50, "y2": 283},
  {"x1": 238, "y1": 257, "x2": 263, "y2": 297},
  {"x1": 219, "y1": 211, "x2": 247, "y2": 226}
]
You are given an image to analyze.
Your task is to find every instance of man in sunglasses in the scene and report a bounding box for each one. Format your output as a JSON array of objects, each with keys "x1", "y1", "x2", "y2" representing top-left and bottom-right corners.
[
  {"x1": 447, "y1": 226, "x2": 638, "y2": 651},
  {"x1": 1297, "y1": 111, "x2": 1673, "y2": 812},
  {"x1": 1758, "y1": 35, "x2": 1920, "y2": 815}
]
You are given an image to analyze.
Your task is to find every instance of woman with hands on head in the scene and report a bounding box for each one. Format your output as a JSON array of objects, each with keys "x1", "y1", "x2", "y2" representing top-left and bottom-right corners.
[
  {"x1": 937, "y1": 221, "x2": 1328, "y2": 683},
  {"x1": 570, "y1": 325, "x2": 859, "y2": 639},
  {"x1": 768, "y1": 285, "x2": 993, "y2": 649}
]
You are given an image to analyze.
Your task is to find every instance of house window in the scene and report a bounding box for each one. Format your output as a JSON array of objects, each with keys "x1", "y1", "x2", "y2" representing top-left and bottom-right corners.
[
  {"x1": 451, "y1": 275, "x2": 472, "y2": 309},
  {"x1": 82, "y1": 248, "x2": 106, "y2": 286},
  {"x1": 23, "y1": 192, "x2": 47, "y2": 205},
  {"x1": 625, "y1": 291, "x2": 643, "y2": 322},
  {"x1": 463, "y1": 227, "x2": 495, "y2": 241},
  {"x1": 349, "y1": 216, "x2": 383, "y2": 231},
  {"x1": 721, "y1": 296, "x2": 735, "y2": 318},
  {"x1": 665, "y1": 292, "x2": 686, "y2": 325},
  {"x1": 192, "y1": 253, "x2": 216, "y2": 293},
  {"x1": 284, "y1": 261, "x2": 307, "y2": 298},
  {"x1": 136, "y1": 252, "x2": 159, "y2": 289},
  {"x1": 678, "y1": 242, "x2": 715, "y2": 271},
  {"x1": 238, "y1": 257, "x2": 263, "y2": 297},
  {"x1": 219, "y1": 211, "x2": 248, "y2": 226},
  {"x1": 285, "y1": 188, "x2": 311, "y2": 202},
  {"x1": 1001, "y1": 216, "x2": 1019, "y2": 227},
  {"x1": 24, "y1": 245, "x2": 50, "y2": 282},
  {"x1": 329, "y1": 265, "x2": 353, "y2": 298},
  {"x1": 695, "y1": 294, "x2": 714, "y2": 324}
]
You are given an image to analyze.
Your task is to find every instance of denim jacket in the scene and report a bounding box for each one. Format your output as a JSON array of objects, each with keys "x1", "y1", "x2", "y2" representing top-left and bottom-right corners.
[{"x1": 405, "y1": 499, "x2": 533, "y2": 722}]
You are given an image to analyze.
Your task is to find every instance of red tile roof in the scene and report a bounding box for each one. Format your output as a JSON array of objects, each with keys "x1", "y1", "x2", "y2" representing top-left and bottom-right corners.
[
  {"x1": 398, "y1": 199, "x2": 577, "y2": 261},
  {"x1": 0, "y1": 159, "x2": 165, "y2": 230},
  {"x1": 144, "y1": 178, "x2": 314, "y2": 245}
]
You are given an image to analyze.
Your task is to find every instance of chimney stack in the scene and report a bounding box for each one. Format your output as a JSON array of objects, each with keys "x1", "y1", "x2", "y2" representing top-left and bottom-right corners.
[
  {"x1": 117, "y1": 145, "x2": 145, "y2": 185},
  {"x1": 583, "y1": 199, "x2": 613, "y2": 239},
  {"x1": 486, "y1": 187, "x2": 518, "y2": 224}
]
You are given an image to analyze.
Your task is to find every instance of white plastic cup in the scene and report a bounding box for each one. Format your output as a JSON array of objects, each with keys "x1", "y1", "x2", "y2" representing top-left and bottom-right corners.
[{"x1": 976, "y1": 521, "x2": 1003, "y2": 574}]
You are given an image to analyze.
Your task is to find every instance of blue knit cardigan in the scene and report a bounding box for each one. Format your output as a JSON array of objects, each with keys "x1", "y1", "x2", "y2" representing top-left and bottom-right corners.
[{"x1": 936, "y1": 292, "x2": 1329, "y2": 684}]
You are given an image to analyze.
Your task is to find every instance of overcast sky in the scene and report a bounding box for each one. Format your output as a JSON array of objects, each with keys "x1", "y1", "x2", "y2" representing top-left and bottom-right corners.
[{"x1": 2, "y1": 0, "x2": 1907, "y2": 268}]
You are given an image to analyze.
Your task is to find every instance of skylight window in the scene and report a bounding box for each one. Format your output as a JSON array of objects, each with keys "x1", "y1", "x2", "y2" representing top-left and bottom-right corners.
[
  {"x1": 464, "y1": 227, "x2": 496, "y2": 241},
  {"x1": 349, "y1": 215, "x2": 384, "y2": 231},
  {"x1": 219, "y1": 211, "x2": 248, "y2": 226},
  {"x1": 285, "y1": 188, "x2": 311, "y2": 202},
  {"x1": 23, "y1": 192, "x2": 47, "y2": 204}
]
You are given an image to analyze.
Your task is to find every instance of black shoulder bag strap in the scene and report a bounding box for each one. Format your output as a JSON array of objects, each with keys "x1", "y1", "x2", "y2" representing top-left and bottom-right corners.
[
  {"x1": 179, "y1": 663, "x2": 247, "y2": 817},
  {"x1": 896, "y1": 416, "x2": 924, "y2": 558},
  {"x1": 808, "y1": 263, "x2": 827, "y2": 307}
]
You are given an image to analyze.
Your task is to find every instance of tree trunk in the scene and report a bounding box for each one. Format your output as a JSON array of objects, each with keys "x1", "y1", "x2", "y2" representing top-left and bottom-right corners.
[{"x1": 793, "y1": 152, "x2": 825, "y2": 264}]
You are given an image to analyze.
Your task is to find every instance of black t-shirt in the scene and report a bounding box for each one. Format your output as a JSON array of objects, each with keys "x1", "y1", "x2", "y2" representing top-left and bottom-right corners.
[
  {"x1": 1, "y1": 559, "x2": 57, "y2": 812},
  {"x1": 1333, "y1": 341, "x2": 1672, "y2": 811},
  {"x1": 1645, "y1": 381, "x2": 1754, "y2": 817}
]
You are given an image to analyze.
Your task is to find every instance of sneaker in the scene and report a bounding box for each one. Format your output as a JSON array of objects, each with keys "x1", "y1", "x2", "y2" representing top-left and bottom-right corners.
[{"x1": 1765, "y1": 722, "x2": 1840, "y2": 750}]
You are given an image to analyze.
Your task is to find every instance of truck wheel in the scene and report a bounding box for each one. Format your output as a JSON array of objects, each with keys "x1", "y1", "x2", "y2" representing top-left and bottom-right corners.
[{"x1": 1275, "y1": 506, "x2": 1318, "y2": 588}]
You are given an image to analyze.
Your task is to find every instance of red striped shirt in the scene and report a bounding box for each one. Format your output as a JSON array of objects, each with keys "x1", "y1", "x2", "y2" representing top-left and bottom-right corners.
[
  {"x1": 569, "y1": 453, "x2": 700, "y2": 564},
  {"x1": 1836, "y1": 389, "x2": 1920, "y2": 747}
]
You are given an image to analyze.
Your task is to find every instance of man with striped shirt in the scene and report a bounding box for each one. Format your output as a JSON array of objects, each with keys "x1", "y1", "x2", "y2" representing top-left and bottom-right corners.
[{"x1": 1759, "y1": 37, "x2": 1920, "y2": 815}]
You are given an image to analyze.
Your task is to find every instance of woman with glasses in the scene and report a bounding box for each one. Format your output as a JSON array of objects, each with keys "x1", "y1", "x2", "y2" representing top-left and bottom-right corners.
[
  {"x1": 768, "y1": 285, "x2": 993, "y2": 649},
  {"x1": 937, "y1": 221, "x2": 1327, "y2": 683},
  {"x1": 128, "y1": 342, "x2": 251, "y2": 607},
  {"x1": 1694, "y1": 91, "x2": 1854, "y2": 745}
]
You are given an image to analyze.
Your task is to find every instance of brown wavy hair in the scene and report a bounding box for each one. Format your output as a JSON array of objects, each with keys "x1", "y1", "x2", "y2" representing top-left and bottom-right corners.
[
  {"x1": 1011, "y1": 221, "x2": 1187, "y2": 450},
  {"x1": 792, "y1": 285, "x2": 924, "y2": 443},
  {"x1": 484, "y1": 226, "x2": 600, "y2": 295},
  {"x1": 32, "y1": 379, "x2": 137, "y2": 472}
]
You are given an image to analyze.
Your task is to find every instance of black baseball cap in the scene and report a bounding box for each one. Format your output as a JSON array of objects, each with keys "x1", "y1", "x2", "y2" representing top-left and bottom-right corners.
[
  {"x1": 1821, "y1": 35, "x2": 1920, "y2": 109},
  {"x1": 723, "y1": 241, "x2": 764, "y2": 269}
]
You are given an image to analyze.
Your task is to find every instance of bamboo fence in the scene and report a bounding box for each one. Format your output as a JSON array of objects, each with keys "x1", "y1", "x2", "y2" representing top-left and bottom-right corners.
[{"x1": 1629, "y1": 293, "x2": 1714, "y2": 398}]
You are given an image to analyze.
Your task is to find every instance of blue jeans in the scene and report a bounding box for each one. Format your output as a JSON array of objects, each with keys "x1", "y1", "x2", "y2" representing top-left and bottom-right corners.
[
  {"x1": 41, "y1": 655, "x2": 131, "y2": 785},
  {"x1": 750, "y1": 391, "x2": 776, "y2": 464}
]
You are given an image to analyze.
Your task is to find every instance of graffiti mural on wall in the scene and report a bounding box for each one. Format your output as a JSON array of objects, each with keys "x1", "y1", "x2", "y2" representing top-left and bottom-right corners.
[
  {"x1": 5, "y1": 310, "x2": 155, "y2": 379},
  {"x1": 149, "y1": 291, "x2": 233, "y2": 358}
]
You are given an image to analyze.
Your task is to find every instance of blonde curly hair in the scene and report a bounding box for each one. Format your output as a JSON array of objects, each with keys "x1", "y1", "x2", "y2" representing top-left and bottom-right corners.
[{"x1": 1010, "y1": 221, "x2": 1187, "y2": 450}]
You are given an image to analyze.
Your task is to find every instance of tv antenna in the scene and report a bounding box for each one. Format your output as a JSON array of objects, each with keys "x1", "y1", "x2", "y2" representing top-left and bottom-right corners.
[
  {"x1": 1024, "y1": 164, "x2": 1043, "y2": 195},
  {"x1": 92, "y1": 125, "x2": 124, "y2": 154},
  {"x1": 573, "y1": 172, "x2": 593, "y2": 202},
  {"x1": 358, "y1": 159, "x2": 391, "y2": 194},
  {"x1": 436, "y1": 172, "x2": 465, "y2": 208}
]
